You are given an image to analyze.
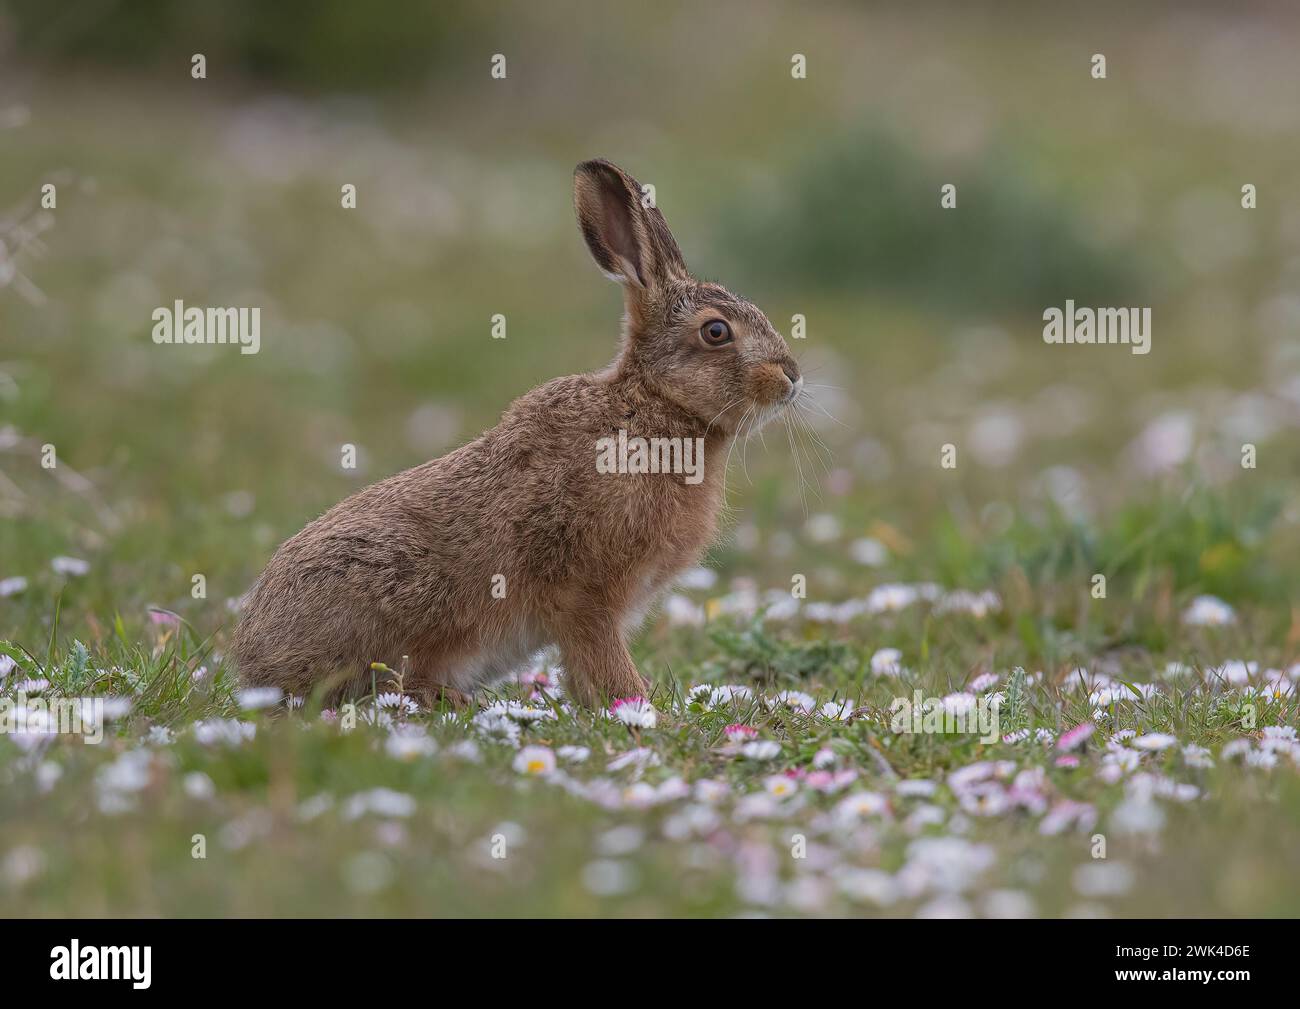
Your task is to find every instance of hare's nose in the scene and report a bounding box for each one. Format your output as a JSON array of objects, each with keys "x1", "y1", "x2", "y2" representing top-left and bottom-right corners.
[{"x1": 778, "y1": 358, "x2": 802, "y2": 402}]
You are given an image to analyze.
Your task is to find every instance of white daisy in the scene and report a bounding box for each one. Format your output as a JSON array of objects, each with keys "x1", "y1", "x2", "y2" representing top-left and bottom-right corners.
[{"x1": 512, "y1": 745, "x2": 556, "y2": 776}]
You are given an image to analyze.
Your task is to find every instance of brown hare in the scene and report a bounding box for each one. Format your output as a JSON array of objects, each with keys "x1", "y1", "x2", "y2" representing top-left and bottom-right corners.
[{"x1": 233, "y1": 158, "x2": 802, "y2": 708}]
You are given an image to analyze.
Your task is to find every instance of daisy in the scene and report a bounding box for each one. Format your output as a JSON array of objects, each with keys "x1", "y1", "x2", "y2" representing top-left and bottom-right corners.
[
  {"x1": 870, "y1": 647, "x2": 903, "y2": 675},
  {"x1": 818, "y1": 699, "x2": 855, "y2": 720},
  {"x1": 607, "y1": 747, "x2": 660, "y2": 773},
  {"x1": 557, "y1": 745, "x2": 590, "y2": 763},
  {"x1": 970, "y1": 672, "x2": 1000, "y2": 692},
  {"x1": 482, "y1": 700, "x2": 554, "y2": 722},
  {"x1": 740, "y1": 740, "x2": 782, "y2": 761},
  {"x1": 343, "y1": 788, "x2": 416, "y2": 819},
  {"x1": 772, "y1": 689, "x2": 815, "y2": 713},
  {"x1": 676, "y1": 566, "x2": 718, "y2": 590},
  {"x1": 375, "y1": 692, "x2": 420, "y2": 715},
  {"x1": 0, "y1": 576, "x2": 28, "y2": 598},
  {"x1": 663, "y1": 594, "x2": 705, "y2": 627},
  {"x1": 694, "y1": 778, "x2": 730, "y2": 803},
  {"x1": 1131, "y1": 733, "x2": 1178, "y2": 751},
  {"x1": 1038, "y1": 800, "x2": 1097, "y2": 836},
  {"x1": 1182, "y1": 744, "x2": 1214, "y2": 768},
  {"x1": 836, "y1": 868, "x2": 900, "y2": 906},
  {"x1": 959, "y1": 784, "x2": 1011, "y2": 816},
  {"x1": 1244, "y1": 749, "x2": 1278, "y2": 770},
  {"x1": 724, "y1": 724, "x2": 758, "y2": 743},
  {"x1": 805, "y1": 769, "x2": 857, "y2": 794},
  {"x1": 183, "y1": 772, "x2": 216, "y2": 800},
  {"x1": 609, "y1": 695, "x2": 657, "y2": 729},
  {"x1": 1209, "y1": 660, "x2": 1256, "y2": 686},
  {"x1": 1220, "y1": 738, "x2": 1253, "y2": 760},
  {"x1": 849, "y1": 537, "x2": 888, "y2": 566},
  {"x1": 193, "y1": 718, "x2": 256, "y2": 746},
  {"x1": 1181, "y1": 595, "x2": 1236, "y2": 626},
  {"x1": 50, "y1": 556, "x2": 90, "y2": 577},
  {"x1": 941, "y1": 692, "x2": 978, "y2": 716},
  {"x1": 472, "y1": 711, "x2": 521, "y2": 745},
  {"x1": 763, "y1": 774, "x2": 799, "y2": 799},
  {"x1": 237, "y1": 686, "x2": 283, "y2": 711},
  {"x1": 385, "y1": 728, "x2": 436, "y2": 761},
  {"x1": 834, "y1": 791, "x2": 889, "y2": 822},
  {"x1": 512, "y1": 745, "x2": 556, "y2": 776},
  {"x1": 1055, "y1": 722, "x2": 1097, "y2": 754}
]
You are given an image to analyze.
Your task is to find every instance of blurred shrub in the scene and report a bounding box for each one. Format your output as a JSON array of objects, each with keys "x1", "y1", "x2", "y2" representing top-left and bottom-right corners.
[
  {"x1": 718, "y1": 129, "x2": 1141, "y2": 313},
  {"x1": 1, "y1": 0, "x2": 479, "y2": 90}
]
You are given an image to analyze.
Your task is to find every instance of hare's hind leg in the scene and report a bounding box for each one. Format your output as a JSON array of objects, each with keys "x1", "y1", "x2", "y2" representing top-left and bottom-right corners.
[{"x1": 553, "y1": 612, "x2": 649, "y2": 707}]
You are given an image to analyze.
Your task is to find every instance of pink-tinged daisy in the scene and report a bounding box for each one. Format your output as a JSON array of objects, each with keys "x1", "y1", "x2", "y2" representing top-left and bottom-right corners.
[
  {"x1": 959, "y1": 783, "x2": 1011, "y2": 817},
  {"x1": 947, "y1": 761, "x2": 996, "y2": 791},
  {"x1": 724, "y1": 724, "x2": 758, "y2": 743},
  {"x1": 147, "y1": 607, "x2": 181, "y2": 627},
  {"x1": 805, "y1": 769, "x2": 857, "y2": 794},
  {"x1": 812, "y1": 746, "x2": 836, "y2": 769},
  {"x1": 1054, "y1": 755, "x2": 1081, "y2": 768},
  {"x1": 1038, "y1": 800, "x2": 1097, "y2": 836},
  {"x1": 512, "y1": 745, "x2": 556, "y2": 776},
  {"x1": 1056, "y1": 722, "x2": 1095, "y2": 752},
  {"x1": 609, "y1": 695, "x2": 657, "y2": 729},
  {"x1": 970, "y1": 672, "x2": 1000, "y2": 692}
]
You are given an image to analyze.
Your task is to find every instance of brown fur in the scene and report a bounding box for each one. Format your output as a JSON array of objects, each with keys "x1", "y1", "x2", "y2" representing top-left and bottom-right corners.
[{"x1": 233, "y1": 159, "x2": 801, "y2": 707}]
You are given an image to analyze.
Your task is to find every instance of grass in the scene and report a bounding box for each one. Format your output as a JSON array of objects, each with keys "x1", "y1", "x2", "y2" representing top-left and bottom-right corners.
[{"x1": 3, "y1": 2, "x2": 1300, "y2": 916}]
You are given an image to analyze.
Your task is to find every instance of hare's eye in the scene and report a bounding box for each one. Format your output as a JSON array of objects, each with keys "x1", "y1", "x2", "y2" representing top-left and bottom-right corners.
[{"x1": 700, "y1": 319, "x2": 733, "y2": 347}]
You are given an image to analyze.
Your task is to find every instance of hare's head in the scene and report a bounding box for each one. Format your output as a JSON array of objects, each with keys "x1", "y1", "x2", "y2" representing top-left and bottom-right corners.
[{"x1": 574, "y1": 158, "x2": 801, "y2": 435}]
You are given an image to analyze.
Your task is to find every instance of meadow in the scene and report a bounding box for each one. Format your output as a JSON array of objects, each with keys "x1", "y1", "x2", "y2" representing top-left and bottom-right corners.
[{"x1": 2, "y1": 2, "x2": 1299, "y2": 917}]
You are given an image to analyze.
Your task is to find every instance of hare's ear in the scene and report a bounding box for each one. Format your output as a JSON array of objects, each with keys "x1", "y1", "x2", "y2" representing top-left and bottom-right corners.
[{"x1": 574, "y1": 159, "x2": 687, "y2": 291}]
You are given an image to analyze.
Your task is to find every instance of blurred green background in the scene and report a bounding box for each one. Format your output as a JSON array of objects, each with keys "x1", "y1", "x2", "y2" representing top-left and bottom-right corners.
[
  {"x1": 3, "y1": 0, "x2": 1298, "y2": 648},
  {"x1": 3, "y1": 0, "x2": 1300, "y2": 920}
]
